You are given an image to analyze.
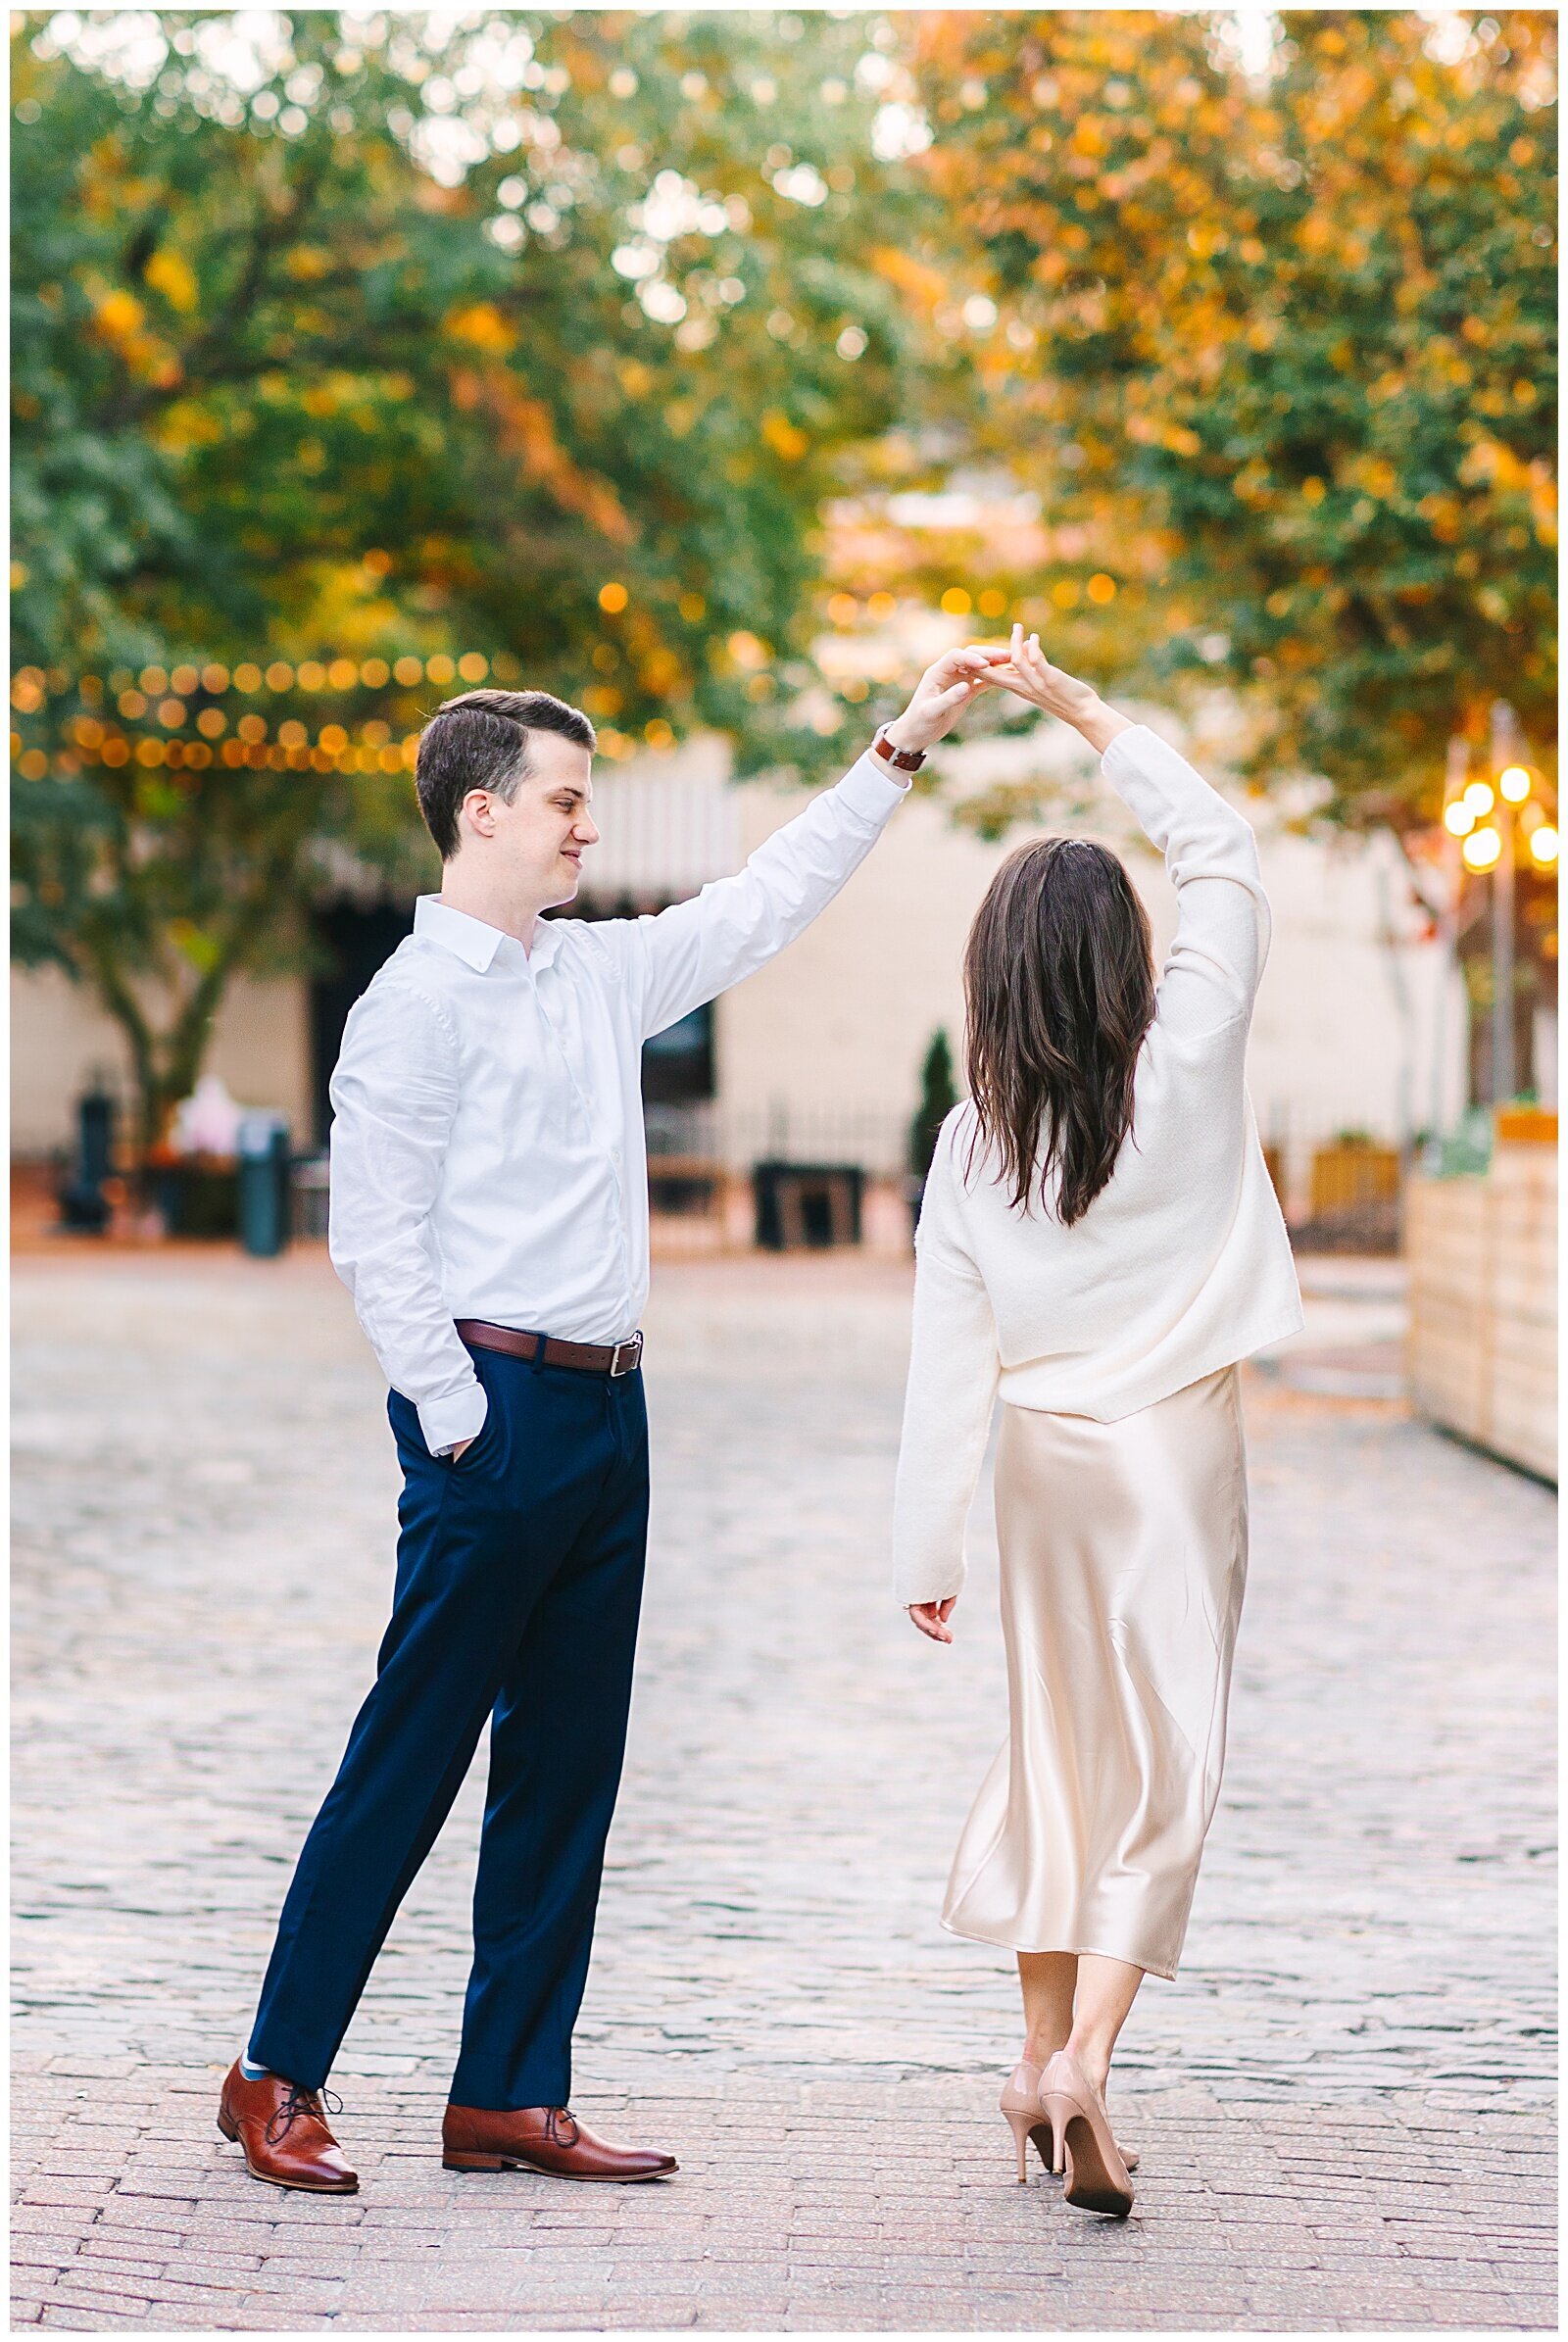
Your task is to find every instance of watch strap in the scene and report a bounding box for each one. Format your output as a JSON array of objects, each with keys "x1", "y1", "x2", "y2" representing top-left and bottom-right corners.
[{"x1": 872, "y1": 724, "x2": 926, "y2": 773}]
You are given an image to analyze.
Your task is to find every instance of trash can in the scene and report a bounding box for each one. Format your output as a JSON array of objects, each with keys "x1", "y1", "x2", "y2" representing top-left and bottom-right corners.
[
  {"x1": 57, "y1": 1084, "x2": 117, "y2": 1233},
  {"x1": 237, "y1": 1113, "x2": 292, "y2": 1257}
]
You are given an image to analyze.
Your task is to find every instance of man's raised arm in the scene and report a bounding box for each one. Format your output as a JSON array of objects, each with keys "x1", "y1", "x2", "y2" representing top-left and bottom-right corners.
[{"x1": 614, "y1": 645, "x2": 1006, "y2": 1041}]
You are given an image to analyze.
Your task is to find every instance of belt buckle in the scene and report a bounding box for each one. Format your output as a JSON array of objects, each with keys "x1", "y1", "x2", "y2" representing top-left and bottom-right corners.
[{"x1": 610, "y1": 1332, "x2": 643, "y2": 1378}]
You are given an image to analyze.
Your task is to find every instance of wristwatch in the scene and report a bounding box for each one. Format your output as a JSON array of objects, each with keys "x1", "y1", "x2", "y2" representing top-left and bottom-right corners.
[{"x1": 871, "y1": 723, "x2": 927, "y2": 774}]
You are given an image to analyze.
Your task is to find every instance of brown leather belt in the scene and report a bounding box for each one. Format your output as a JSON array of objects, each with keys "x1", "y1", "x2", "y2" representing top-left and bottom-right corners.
[{"x1": 455, "y1": 1320, "x2": 645, "y2": 1378}]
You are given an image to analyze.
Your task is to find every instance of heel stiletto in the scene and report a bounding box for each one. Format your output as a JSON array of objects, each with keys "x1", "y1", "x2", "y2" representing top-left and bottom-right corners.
[
  {"x1": 999, "y1": 2062, "x2": 1054, "y2": 2184},
  {"x1": 1040, "y1": 2051, "x2": 1134, "y2": 2218}
]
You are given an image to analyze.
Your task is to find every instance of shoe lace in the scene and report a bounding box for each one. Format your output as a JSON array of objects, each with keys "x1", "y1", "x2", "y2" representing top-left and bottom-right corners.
[
  {"x1": 265, "y1": 2083, "x2": 343, "y2": 2145},
  {"x1": 544, "y1": 2107, "x2": 580, "y2": 2148}
]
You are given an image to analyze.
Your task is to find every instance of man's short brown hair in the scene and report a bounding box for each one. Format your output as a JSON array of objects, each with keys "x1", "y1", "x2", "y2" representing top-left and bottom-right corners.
[{"x1": 414, "y1": 688, "x2": 596, "y2": 860}]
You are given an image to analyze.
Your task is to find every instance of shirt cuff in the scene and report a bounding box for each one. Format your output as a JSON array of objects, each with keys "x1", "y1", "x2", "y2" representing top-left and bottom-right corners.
[
  {"x1": 835, "y1": 748, "x2": 912, "y2": 826},
  {"x1": 416, "y1": 1380, "x2": 489, "y2": 1457}
]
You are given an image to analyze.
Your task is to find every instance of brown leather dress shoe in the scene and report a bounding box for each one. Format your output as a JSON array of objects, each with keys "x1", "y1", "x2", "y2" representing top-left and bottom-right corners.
[
  {"x1": 217, "y1": 2061, "x2": 359, "y2": 2194},
  {"x1": 443, "y1": 2103, "x2": 676, "y2": 2181}
]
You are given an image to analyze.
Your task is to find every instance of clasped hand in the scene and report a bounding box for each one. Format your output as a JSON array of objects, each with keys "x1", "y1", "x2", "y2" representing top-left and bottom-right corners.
[
  {"x1": 888, "y1": 628, "x2": 1115, "y2": 765},
  {"x1": 882, "y1": 643, "x2": 1010, "y2": 754}
]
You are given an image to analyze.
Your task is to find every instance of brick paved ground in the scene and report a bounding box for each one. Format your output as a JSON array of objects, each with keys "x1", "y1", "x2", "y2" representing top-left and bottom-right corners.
[{"x1": 12, "y1": 1247, "x2": 1557, "y2": 2331}]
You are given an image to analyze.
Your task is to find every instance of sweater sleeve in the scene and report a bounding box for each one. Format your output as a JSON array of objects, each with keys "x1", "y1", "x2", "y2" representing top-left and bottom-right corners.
[
  {"x1": 891, "y1": 1113, "x2": 1001, "y2": 1606},
  {"x1": 1101, "y1": 724, "x2": 1271, "y2": 1039}
]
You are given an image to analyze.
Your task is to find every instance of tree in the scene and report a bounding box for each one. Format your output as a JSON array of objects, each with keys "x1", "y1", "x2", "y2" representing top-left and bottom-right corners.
[
  {"x1": 909, "y1": 1027, "x2": 959, "y2": 1185},
  {"x1": 907, "y1": 9, "x2": 1557, "y2": 832},
  {"x1": 10, "y1": 7, "x2": 927, "y2": 1143},
  {"x1": 15, "y1": 763, "x2": 371, "y2": 1158}
]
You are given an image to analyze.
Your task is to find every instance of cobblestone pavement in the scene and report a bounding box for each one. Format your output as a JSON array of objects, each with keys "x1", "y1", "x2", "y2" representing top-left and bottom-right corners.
[{"x1": 12, "y1": 1248, "x2": 1556, "y2": 2332}]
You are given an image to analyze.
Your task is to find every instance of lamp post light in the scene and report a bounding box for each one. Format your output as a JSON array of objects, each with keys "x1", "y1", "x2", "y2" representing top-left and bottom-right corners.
[
  {"x1": 1445, "y1": 708, "x2": 1557, "y2": 1113},
  {"x1": 1488, "y1": 702, "x2": 1520, "y2": 1105},
  {"x1": 1428, "y1": 737, "x2": 1471, "y2": 1158},
  {"x1": 1527, "y1": 817, "x2": 1559, "y2": 869}
]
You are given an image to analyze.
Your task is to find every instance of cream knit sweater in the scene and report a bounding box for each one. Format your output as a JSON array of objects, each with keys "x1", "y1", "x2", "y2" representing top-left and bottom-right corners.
[{"x1": 892, "y1": 722, "x2": 1302, "y2": 1606}]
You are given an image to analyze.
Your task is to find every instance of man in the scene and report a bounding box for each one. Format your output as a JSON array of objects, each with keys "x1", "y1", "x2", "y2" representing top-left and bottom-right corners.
[{"x1": 219, "y1": 646, "x2": 1004, "y2": 2192}]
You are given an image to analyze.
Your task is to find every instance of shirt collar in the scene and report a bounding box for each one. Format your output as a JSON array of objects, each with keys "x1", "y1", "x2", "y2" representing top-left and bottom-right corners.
[{"x1": 413, "y1": 894, "x2": 563, "y2": 973}]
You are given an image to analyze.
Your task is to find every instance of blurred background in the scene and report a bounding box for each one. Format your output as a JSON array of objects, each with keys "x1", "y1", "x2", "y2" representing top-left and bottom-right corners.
[
  {"x1": 10, "y1": 5, "x2": 1558, "y2": 1471},
  {"x1": 9, "y1": 18, "x2": 1559, "y2": 2324}
]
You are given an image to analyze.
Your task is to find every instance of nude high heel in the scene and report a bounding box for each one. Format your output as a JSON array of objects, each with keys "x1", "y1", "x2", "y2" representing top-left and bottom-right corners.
[
  {"x1": 1040, "y1": 2051, "x2": 1135, "y2": 2217},
  {"x1": 1000, "y1": 2062, "x2": 1053, "y2": 2183}
]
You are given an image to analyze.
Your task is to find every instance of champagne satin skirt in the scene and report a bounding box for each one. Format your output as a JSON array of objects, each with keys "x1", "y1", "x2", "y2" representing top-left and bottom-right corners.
[{"x1": 942, "y1": 1365, "x2": 1248, "y2": 1981}]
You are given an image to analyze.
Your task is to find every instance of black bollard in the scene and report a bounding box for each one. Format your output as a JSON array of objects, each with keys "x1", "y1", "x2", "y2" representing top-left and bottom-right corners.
[{"x1": 57, "y1": 1084, "x2": 117, "y2": 1233}]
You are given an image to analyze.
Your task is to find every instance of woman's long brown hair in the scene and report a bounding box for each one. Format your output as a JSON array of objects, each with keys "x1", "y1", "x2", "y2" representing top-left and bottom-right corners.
[{"x1": 962, "y1": 837, "x2": 1156, "y2": 1226}]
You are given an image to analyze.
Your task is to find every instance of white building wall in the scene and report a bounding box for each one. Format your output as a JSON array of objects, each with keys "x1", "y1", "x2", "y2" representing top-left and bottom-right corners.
[
  {"x1": 1242, "y1": 819, "x2": 1466, "y2": 1184},
  {"x1": 712, "y1": 777, "x2": 1009, "y2": 1172},
  {"x1": 10, "y1": 962, "x2": 312, "y2": 1156},
  {"x1": 10, "y1": 726, "x2": 1467, "y2": 1205},
  {"x1": 713, "y1": 760, "x2": 1464, "y2": 1197}
]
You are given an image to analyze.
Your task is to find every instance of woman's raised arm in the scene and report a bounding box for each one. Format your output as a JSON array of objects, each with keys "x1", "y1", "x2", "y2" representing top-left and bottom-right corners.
[{"x1": 989, "y1": 630, "x2": 1270, "y2": 1037}]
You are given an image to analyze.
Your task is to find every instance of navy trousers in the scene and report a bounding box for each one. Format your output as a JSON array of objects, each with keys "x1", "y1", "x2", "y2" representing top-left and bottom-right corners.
[{"x1": 248, "y1": 1344, "x2": 649, "y2": 2111}]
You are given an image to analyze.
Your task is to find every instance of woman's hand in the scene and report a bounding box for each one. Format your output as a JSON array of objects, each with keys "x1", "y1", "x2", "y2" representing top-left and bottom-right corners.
[
  {"x1": 906, "y1": 1597, "x2": 957, "y2": 1645},
  {"x1": 881, "y1": 644, "x2": 1011, "y2": 756},
  {"x1": 988, "y1": 625, "x2": 1133, "y2": 755}
]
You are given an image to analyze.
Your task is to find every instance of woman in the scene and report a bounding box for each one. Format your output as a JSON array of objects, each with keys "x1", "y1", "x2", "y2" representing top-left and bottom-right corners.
[{"x1": 893, "y1": 629, "x2": 1301, "y2": 2217}]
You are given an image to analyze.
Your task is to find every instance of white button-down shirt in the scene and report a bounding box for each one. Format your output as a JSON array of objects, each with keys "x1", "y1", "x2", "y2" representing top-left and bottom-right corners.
[{"x1": 327, "y1": 750, "x2": 908, "y2": 1453}]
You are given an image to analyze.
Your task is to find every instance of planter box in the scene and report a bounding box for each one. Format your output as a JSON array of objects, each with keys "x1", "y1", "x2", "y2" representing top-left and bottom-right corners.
[
  {"x1": 1406, "y1": 1133, "x2": 1557, "y2": 1483},
  {"x1": 1310, "y1": 1142, "x2": 1401, "y2": 1217},
  {"x1": 752, "y1": 1159, "x2": 864, "y2": 1250},
  {"x1": 152, "y1": 1158, "x2": 239, "y2": 1238}
]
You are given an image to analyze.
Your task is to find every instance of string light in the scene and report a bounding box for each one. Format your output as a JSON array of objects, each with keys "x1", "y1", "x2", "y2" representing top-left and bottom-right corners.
[
  {"x1": 9, "y1": 651, "x2": 525, "y2": 779},
  {"x1": 11, "y1": 653, "x2": 508, "y2": 705},
  {"x1": 55, "y1": 718, "x2": 424, "y2": 777},
  {"x1": 1462, "y1": 824, "x2": 1502, "y2": 872}
]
